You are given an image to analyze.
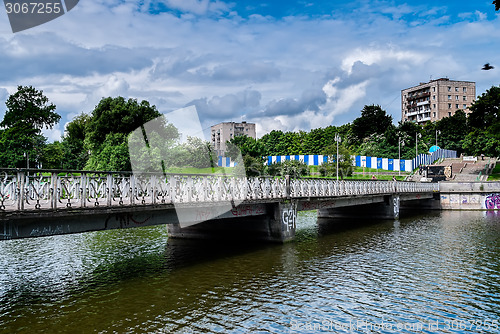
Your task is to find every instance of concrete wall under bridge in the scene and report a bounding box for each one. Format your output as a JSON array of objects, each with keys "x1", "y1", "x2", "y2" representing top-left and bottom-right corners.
[{"x1": 0, "y1": 192, "x2": 437, "y2": 243}]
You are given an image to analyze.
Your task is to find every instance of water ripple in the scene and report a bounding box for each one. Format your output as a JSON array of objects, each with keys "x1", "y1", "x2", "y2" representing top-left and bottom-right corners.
[{"x1": 1, "y1": 212, "x2": 500, "y2": 333}]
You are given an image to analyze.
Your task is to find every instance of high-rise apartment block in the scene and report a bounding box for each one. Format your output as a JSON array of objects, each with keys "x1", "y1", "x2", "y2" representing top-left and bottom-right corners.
[
  {"x1": 402, "y1": 78, "x2": 476, "y2": 123},
  {"x1": 211, "y1": 121, "x2": 256, "y2": 156}
]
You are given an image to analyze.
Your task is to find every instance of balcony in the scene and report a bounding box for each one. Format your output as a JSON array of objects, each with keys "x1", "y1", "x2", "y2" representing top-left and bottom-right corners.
[
  {"x1": 407, "y1": 110, "x2": 418, "y2": 117},
  {"x1": 407, "y1": 91, "x2": 431, "y2": 101}
]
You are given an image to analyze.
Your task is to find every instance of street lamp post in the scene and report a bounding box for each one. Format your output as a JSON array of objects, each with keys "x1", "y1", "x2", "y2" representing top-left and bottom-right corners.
[
  {"x1": 435, "y1": 130, "x2": 441, "y2": 147},
  {"x1": 398, "y1": 137, "x2": 405, "y2": 176},
  {"x1": 335, "y1": 133, "x2": 341, "y2": 181},
  {"x1": 415, "y1": 132, "x2": 422, "y2": 166},
  {"x1": 24, "y1": 152, "x2": 29, "y2": 169}
]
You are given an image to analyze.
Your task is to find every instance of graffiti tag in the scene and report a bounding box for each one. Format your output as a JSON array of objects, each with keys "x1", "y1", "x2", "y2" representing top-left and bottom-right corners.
[
  {"x1": 282, "y1": 205, "x2": 297, "y2": 232},
  {"x1": 485, "y1": 194, "x2": 500, "y2": 210},
  {"x1": 30, "y1": 225, "x2": 65, "y2": 237},
  {"x1": 393, "y1": 196, "x2": 400, "y2": 218}
]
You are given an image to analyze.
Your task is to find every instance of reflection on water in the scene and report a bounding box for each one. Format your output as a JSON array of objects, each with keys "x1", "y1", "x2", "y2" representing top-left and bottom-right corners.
[{"x1": 1, "y1": 210, "x2": 500, "y2": 333}]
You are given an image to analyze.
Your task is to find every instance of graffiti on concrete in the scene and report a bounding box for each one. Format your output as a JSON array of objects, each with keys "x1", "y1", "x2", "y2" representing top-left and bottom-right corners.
[
  {"x1": 485, "y1": 194, "x2": 500, "y2": 210},
  {"x1": 393, "y1": 196, "x2": 400, "y2": 218},
  {"x1": 105, "y1": 213, "x2": 152, "y2": 229},
  {"x1": 30, "y1": 225, "x2": 66, "y2": 237},
  {"x1": 282, "y1": 203, "x2": 297, "y2": 232}
]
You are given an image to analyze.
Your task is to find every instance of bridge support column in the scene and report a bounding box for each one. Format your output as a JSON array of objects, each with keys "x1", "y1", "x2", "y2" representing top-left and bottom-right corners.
[
  {"x1": 166, "y1": 201, "x2": 297, "y2": 243},
  {"x1": 269, "y1": 200, "x2": 297, "y2": 243},
  {"x1": 318, "y1": 195, "x2": 400, "y2": 220}
]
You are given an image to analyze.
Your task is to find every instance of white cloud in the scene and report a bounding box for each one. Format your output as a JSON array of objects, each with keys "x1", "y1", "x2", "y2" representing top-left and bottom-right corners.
[{"x1": 0, "y1": 0, "x2": 499, "y2": 142}]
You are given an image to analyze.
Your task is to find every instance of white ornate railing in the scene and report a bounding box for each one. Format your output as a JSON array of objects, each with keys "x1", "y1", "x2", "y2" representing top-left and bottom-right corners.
[{"x1": 0, "y1": 169, "x2": 439, "y2": 212}]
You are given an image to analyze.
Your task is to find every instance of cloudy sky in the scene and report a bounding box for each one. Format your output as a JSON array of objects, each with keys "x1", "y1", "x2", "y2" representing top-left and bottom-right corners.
[{"x1": 0, "y1": 0, "x2": 499, "y2": 140}]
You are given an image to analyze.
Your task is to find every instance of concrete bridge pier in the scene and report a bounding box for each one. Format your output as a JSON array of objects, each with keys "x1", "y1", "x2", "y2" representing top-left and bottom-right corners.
[
  {"x1": 317, "y1": 195, "x2": 401, "y2": 220},
  {"x1": 166, "y1": 201, "x2": 298, "y2": 243}
]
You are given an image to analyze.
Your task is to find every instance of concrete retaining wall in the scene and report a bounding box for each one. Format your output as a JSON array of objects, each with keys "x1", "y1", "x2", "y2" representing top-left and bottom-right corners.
[{"x1": 439, "y1": 182, "x2": 500, "y2": 210}]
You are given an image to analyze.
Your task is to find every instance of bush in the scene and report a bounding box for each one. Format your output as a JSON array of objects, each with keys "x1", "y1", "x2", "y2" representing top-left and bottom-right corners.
[
  {"x1": 319, "y1": 161, "x2": 353, "y2": 178},
  {"x1": 234, "y1": 155, "x2": 266, "y2": 177},
  {"x1": 266, "y1": 160, "x2": 309, "y2": 178}
]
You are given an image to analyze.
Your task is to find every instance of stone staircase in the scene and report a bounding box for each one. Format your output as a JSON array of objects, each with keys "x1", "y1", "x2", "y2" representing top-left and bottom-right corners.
[{"x1": 407, "y1": 157, "x2": 497, "y2": 182}]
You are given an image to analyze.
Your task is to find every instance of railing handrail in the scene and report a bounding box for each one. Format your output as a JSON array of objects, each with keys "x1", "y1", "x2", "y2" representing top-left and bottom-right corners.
[{"x1": 0, "y1": 172, "x2": 439, "y2": 213}]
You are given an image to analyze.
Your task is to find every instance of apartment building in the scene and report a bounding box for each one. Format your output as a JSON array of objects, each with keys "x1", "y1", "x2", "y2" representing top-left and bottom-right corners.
[
  {"x1": 211, "y1": 121, "x2": 256, "y2": 156},
  {"x1": 402, "y1": 78, "x2": 476, "y2": 123}
]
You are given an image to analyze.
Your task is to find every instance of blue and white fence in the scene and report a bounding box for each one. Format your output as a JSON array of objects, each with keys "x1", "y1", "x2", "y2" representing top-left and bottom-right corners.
[
  {"x1": 412, "y1": 149, "x2": 456, "y2": 170},
  {"x1": 217, "y1": 156, "x2": 238, "y2": 167},
  {"x1": 267, "y1": 155, "x2": 329, "y2": 166},
  {"x1": 218, "y1": 148, "x2": 457, "y2": 171},
  {"x1": 355, "y1": 156, "x2": 414, "y2": 172}
]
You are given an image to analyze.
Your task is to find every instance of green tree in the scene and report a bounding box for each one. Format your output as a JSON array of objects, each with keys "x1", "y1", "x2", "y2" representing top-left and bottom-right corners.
[
  {"x1": 86, "y1": 133, "x2": 130, "y2": 171},
  {"x1": 435, "y1": 110, "x2": 468, "y2": 153},
  {"x1": 1, "y1": 85, "x2": 60, "y2": 130},
  {"x1": 468, "y1": 86, "x2": 500, "y2": 131},
  {"x1": 85, "y1": 97, "x2": 162, "y2": 149},
  {"x1": 462, "y1": 129, "x2": 500, "y2": 157},
  {"x1": 352, "y1": 105, "x2": 393, "y2": 143},
  {"x1": 180, "y1": 137, "x2": 217, "y2": 169},
  {"x1": 0, "y1": 86, "x2": 60, "y2": 168},
  {"x1": 42, "y1": 141, "x2": 64, "y2": 169},
  {"x1": 0, "y1": 126, "x2": 45, "y2": 167},
  {"x1": 266, "y1": 160, "x2": 309, "y2": 178},
  {"x1": 395, "y1": 121, "x2": 425, "y2": 159},
  {"x1": 494, "y1": 0, "x2": 499, "y2": 11},
  {"x1": 321, "y1": 143, "x2": 354, "y2": 178},
  {"x1": 84, "y1": 97, "x2": 164, "y2": 171},
  {"x1": 259, "y1": 130, "x2": 286, "y2": 156},
  {"x1": 226, "y1": 135, "x2": 264, "y2": 159},
  {"x1": 61, "y1": 113, "x2": 90, "y2": 169}
]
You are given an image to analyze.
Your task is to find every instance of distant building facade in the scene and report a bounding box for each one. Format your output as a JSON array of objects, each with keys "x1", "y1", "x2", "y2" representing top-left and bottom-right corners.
[
  {"x1": 211, "y1": 121, "x2": 256, "y2": 156},
  {"x1": 401, "y1": 78, "x2": 476, "y2": 123}
]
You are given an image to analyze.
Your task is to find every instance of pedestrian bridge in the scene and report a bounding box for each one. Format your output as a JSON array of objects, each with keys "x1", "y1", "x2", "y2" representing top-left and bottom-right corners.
[{"x1": 0, "y1": 169, "x2": 439, "y2": 242}]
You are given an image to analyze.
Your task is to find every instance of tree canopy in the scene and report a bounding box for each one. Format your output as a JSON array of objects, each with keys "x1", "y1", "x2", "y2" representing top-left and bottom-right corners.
[
  {"x1": 0, "y1": 86, "x2": 60, "y2": 168},
  {"x1": 351, "y1": 105, "x2": 393, "y2": 143},
  {"x1": 1, "y1": 85, "x2": 60, "y2": 130}
]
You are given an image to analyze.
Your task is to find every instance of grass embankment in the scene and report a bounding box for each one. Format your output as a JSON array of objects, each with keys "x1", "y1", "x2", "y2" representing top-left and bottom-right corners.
[
  {"x1": 33, "y1": 166, "x2": 408, "y2": 180},
  {"x1": 306, "y1": 166, "x2": 408, "y2": 181},
  {"x1": 487, "y1": 163, "x2": 500, "y2": 181}
]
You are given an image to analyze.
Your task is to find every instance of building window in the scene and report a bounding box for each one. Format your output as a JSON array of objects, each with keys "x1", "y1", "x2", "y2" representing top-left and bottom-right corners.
[
  {"x1": 448, "y1": 95, "x2": 452, "y2": 100},
  {"x1": 456, "y1": 95, "x2": 459, "y2": 100},
  {"x1": 456, "y1": 104, "x2": 459, "y2": 109},
  {"x1": 463, "y1": 96, "x2": 467, "y2": 101},
  {"x1": 448, "y1": 86, "x2": 451, "y2": 92},
  {"x1": 463, "y1": 87, "x2": 467, "y2": 93},
  {"x1": 432, "y1": 87, "x2": 436, "y2": 92},
  {"x1": 433, "y1": 104, "x2": 436, "y2": 109},
  {"x1": 433, "y1": 95, "x2": 436, "y2": 100},
  {"x1": 463, "y1": 104, "x2": 467, "y2": 109},
  {"x1": 448, "y1": 112, "x2": 452, "y2": 116},
  {"x1": 448, "y1": 103, "x2": 452, "y2": 109},
  {"x1": 433, "y1": 112, "x2": 436, "y2": 118},
  {"x1": 455, "y1": 87, "x2": 459, "y2": 92}
]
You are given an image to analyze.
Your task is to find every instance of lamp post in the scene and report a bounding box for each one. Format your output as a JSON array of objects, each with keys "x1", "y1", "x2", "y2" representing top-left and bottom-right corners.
[
  {"x1": 415, "y1": 132, "x2": 421, "y2": 166},
  {"x1": 398, "y1": 137, "x2": 405, "y2": 176},
  {"x1": 335, "y1": 133, "x2": 341, "y2": 181},
  {"x1": 435, "y1": 130, "x2": 441, "y2": 148},
  {"x1": 24, "y1": 152, "x2": 29, "y2": 169}
]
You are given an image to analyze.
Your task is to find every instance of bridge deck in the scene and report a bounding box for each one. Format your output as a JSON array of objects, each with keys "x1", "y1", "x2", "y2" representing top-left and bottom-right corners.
[{"x1": 0, "y1": 169, "x2": 438, "y2": 217}]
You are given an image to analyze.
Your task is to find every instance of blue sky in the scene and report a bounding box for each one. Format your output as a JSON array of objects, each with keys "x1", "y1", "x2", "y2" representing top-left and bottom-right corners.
[{"x1": 0, "y1": 0, "x2": 499, "y2": 140}]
